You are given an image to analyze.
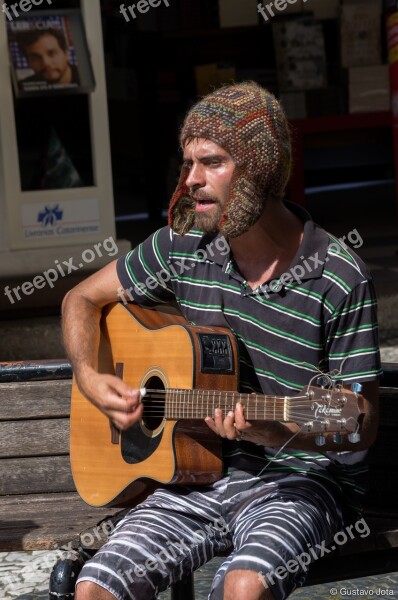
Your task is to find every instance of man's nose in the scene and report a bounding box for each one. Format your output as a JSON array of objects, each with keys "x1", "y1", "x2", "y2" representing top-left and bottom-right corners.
[
  {"x1": 41, "y1": 54, "x2": 53, "y2": 67},
  {"x1": 185, "y1": 163, "x2": 205, "y2": 189}
]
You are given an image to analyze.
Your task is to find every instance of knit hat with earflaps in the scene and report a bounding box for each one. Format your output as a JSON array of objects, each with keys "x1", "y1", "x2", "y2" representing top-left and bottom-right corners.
[{"x1": 168, "y1": 81, "x2": 292, "y2": 238}]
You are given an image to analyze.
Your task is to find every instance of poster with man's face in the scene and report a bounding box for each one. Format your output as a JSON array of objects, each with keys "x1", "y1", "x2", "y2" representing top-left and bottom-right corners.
[{"x1": 6, "y1": 12, "x2": 94, "y2": 96}]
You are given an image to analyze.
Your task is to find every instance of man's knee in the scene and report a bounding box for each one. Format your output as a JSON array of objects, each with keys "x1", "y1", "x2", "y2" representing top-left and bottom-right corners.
[
  {"x1": 223, "y1": 569, "x2": 275, "y2": 600},
  {"x1": 76, "y1": 580, "x2": 117, "y2": 600}
]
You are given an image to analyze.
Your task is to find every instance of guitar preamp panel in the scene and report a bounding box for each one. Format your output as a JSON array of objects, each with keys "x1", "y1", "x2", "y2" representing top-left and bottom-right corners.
[{"x1": 197, "y1": 333, "x2": 234, "y2": 374}]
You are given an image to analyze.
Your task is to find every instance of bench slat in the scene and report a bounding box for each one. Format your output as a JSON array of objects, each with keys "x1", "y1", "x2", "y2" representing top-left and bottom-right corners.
[
  {"x1": 0, "y1": 380, "x2": 71, "y2": 420},
  {"x1": 0, "y1": 456, "x2": 75, "y2": 495},
  {"x1": 0, "y1": 492, "x2": 121, "y2": 551},
  {"x1": 0, "y1": 419, "x2": 69, "y2": 457},
  {"x1": 0, "y1": 360, "x2": 72, "y2": 382}
]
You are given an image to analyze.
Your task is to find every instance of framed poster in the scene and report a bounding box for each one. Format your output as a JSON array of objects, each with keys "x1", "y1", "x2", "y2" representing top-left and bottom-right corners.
[
  {"x1": 272, "y1": 18, "x2": 327, "y2": 92},
  {"x1": 6, "y1": 9, "x2": 95, "y2": 97},
  {"x1": 0, "y1": 0, "x2": 115, "y2": 251}
]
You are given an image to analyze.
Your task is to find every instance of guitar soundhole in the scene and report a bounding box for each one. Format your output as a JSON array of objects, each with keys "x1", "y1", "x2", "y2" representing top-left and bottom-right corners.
[{"x1": 142, "y1": 376, "x2": 165, "y2": 432}]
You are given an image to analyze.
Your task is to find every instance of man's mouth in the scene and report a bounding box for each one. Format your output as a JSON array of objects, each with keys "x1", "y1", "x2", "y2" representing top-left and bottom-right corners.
[
  {"x1": 42, "y1": 69, "x2": 60, "y2": 78},
  {"x1": 194, "y1": 198, "x2": 217, "y2": 212}
]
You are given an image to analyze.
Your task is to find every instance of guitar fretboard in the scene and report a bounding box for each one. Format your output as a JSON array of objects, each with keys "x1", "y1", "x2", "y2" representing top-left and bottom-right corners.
[{"x1": 163, "y1": 388, "x2": 289, "y2": 421}]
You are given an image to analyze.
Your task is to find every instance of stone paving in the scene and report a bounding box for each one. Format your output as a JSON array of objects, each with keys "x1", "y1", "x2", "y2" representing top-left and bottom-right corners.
[{"x1": 1, "y1": 549, "x2": 398, "y2": 600}]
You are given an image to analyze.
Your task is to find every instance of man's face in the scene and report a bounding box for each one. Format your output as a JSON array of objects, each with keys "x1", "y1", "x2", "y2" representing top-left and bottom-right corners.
[
  {"x1": 25, "y1": 34, "x2": 70, "y2": 84},
  {"x1": 183, "y1": 138, "x2": 235, "y2": 234}
]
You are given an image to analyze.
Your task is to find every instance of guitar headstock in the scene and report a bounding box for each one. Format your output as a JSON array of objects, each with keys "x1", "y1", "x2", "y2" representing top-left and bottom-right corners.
[{"x1": 288, "y1": 381, "x2": 363, "y2": 446}]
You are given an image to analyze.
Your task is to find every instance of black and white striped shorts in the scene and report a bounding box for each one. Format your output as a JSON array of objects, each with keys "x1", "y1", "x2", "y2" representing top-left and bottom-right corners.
[{"x1": 77, "y1": 469, "x2": 343, "y2": 600}]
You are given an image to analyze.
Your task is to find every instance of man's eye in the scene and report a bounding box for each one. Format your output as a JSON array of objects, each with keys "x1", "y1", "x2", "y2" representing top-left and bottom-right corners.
[{"x1": 204, "y1": 158, "x2": 221, "y2": 166}]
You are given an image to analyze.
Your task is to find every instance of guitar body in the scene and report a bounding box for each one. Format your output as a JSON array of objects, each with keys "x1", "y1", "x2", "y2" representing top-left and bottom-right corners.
[{"x1": 70, "y1": 302, "x2": 239, "y2": 508}]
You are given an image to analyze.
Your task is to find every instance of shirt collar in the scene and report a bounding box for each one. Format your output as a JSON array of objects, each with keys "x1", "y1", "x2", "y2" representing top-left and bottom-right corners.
[
  {"x1": 195, "y1": 233, "x2": 230, "y2": 266},
  {"x1": 285, "y1": 201, "x2": 329, "y2": 282},
  {"x1": 196, "y1": 202, "x2": 329, "y2": 285}
]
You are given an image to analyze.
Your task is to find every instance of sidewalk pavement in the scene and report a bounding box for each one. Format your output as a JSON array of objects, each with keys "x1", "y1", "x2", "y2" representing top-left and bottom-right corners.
[{"x1": 1, "y1": 550, "x2": 398, "y2": 600}]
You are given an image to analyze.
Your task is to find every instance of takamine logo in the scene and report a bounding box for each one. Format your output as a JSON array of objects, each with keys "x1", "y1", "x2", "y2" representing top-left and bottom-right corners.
[
  {"x1": 37, "y1": 205, "x2": 63, "y2": 227},
  {"x1": 312, "y1": 403, "x2": 342, "y2": 419}
]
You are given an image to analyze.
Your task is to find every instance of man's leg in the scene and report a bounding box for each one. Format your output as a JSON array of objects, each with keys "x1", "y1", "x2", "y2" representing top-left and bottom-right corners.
[
  {"x1": 223, "y1": 570, "x2": 275, "y2": 600},
  {"x1": 209, "y1": 471, "x2": 343, "y2": 600},
  {"x1": 76, "y1": 581, "x2": 115, "y2": 599},
  {"x1": 74, "y1": 483, "x2": 232, "y2": 600}
]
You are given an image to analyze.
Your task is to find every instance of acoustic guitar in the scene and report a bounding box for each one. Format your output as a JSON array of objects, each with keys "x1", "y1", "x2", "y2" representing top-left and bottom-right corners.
[{"x1": 70, "y1": 302, "x2": 363, "y2": 508}]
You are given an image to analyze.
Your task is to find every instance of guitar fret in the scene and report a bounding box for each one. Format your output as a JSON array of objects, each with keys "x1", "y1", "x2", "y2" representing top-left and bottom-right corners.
[{"x1": 164, "y1": 389, "x2": 291, "y2": 422}]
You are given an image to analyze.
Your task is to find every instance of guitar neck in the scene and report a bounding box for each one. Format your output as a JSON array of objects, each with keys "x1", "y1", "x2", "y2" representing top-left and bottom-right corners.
[{"x1": 163, "y1": 388, "x2": 289, "y2": 421}]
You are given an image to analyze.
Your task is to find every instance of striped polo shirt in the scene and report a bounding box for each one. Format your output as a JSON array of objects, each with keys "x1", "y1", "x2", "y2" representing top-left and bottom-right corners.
[{"x1": 117, "y1": 203, "x2": 381, "y2": 518}]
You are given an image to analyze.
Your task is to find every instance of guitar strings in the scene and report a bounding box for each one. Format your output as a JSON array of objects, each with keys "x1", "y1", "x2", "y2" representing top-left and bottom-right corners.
[
  {"x1": 142, "y1": 389, "x2": 310, "y2": 401},
  {"x1": 137, "y1": 396, "x2": 349, "y2": 424},
  {"x1": 138, "y1": 364, "x2": 352, "y2": 415},
  {"x1": 134, "y1": 367, "x2": 356, "y2": 431}
]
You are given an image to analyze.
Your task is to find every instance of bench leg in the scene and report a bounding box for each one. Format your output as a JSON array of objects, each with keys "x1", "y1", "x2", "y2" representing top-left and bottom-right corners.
[
  {"x1": 170, "y1": 573, "x2": 195, "y2": 600},
  {"x1": 49, "y1": 549, "x2": 90, "y2": 599}
]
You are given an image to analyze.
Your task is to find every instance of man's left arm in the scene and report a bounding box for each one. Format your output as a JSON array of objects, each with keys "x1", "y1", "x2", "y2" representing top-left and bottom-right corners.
[
  {"x1": 206, "y1": 275, "x2": 381, "y2": 451},
  {"x1": 209, "y1": 379, "x2": 378, "y2": 451}
]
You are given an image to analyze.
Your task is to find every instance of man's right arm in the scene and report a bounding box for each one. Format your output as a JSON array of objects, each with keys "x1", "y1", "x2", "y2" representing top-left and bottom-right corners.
[{"x1": 61, "y1": 260, "x2": 143, "y2": 430}]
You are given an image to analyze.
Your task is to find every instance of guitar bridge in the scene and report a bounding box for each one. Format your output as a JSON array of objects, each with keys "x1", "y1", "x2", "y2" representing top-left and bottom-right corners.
[{"x1": 197, "y1": 333, "x2": 234, "y2": 374}]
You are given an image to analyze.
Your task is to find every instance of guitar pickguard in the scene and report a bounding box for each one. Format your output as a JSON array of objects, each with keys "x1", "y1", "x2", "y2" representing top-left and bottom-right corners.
[{"x1": 121, "y1": 422, "x2": 163, "y2": 464}]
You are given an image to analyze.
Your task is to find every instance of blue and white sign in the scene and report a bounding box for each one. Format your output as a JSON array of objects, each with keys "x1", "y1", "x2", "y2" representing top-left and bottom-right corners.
[{"x1": 22, "y1": 198, "x2": 100, "y2": 239}]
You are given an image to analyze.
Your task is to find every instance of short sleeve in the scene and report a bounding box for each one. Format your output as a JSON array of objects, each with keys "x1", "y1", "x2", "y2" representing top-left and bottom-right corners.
[
  {"x1": 116, "y1": 227, "x2": 176, "y2": 306},
  {"x1": 325, "y1": 279, "x2": 382, "y2": 383}
]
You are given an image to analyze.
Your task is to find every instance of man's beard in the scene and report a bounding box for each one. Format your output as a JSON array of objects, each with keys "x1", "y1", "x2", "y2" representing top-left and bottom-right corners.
[{"x1": 191, "y1": 193, "x2": 223, "y2": 234}]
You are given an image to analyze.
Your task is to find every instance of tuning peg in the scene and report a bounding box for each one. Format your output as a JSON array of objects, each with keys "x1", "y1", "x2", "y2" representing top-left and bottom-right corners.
[
  {"x1": 348, "y1": 432, "x2": 361, "y2": 444},
  {"x1": 315, "y1": 434, "x2": 326, "y2": 446},
  {"x1": 351, "y1": 382, "x2": 362, "y2": 394},
  {"x1": 316, "y1": 376, "x2": 329, "y2": 388},
  {"x1": 332, "y1": 433, "x2": 342, "y2": 444}
]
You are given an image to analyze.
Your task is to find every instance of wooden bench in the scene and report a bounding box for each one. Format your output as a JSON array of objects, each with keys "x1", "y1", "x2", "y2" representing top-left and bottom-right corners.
[
  {"x1": 0, "y1": 360, "x2": 397, "y2": 598},
  {"x1": 0, "y1": 359, "x2": 122, "y2": 556}
]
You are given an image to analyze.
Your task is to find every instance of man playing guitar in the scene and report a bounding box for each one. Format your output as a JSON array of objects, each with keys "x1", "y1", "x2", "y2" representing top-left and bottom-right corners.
[{"x1": 62, "y1": 82, "x2": 380, "y2": 600}]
